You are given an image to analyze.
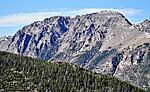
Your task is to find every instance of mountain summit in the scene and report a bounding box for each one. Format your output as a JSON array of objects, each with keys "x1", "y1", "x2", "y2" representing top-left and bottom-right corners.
[{"x1": 0, "y1": 11, "x2": 150, "y2": 90}]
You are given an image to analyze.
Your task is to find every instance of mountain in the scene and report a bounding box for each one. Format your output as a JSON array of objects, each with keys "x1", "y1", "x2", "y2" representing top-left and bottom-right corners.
[
  {"x1": 0, "y1": 51, "x2": 145, "y2": 92},
  {"x1": 0, "y1": 11, "x2": 150, "y2": 90},
  {"x1": 0, "y1": 36, "x2": 12, "y2": 51}
]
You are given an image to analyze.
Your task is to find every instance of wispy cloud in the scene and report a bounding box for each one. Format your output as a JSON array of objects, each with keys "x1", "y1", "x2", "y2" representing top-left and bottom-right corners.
[{"x1": 0, "y1": 8, "x2": 142, "y2": 27}]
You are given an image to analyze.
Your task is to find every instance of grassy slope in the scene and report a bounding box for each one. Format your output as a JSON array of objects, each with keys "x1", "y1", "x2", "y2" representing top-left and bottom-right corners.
[{"x1": 0, "y1": 51, "x2": 145, "y2": 92}]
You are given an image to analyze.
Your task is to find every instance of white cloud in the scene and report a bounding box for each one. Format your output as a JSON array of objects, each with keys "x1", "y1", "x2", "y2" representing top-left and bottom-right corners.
[{"x1": 0, "y1": 8, "x2": 142, "y2": 27}]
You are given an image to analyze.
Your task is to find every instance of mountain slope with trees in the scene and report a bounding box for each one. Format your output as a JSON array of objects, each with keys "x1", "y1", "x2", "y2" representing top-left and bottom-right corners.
[{"x1": 0, "y1": 51, "x2": 145, "y2": 92}]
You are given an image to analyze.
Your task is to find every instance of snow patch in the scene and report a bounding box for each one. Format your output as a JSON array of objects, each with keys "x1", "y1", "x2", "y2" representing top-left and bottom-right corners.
[{"x1": 145, "y1": 32, "x2": 150, "y2": 38}]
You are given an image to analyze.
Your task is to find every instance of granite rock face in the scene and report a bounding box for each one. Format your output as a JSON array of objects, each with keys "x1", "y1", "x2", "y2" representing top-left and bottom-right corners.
[{"x1": 0, "y1": 11, "x2": 150, "y2": 90}]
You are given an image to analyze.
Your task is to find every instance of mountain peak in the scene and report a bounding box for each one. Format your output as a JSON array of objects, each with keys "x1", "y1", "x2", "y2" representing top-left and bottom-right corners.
[
  {"x1": 0, "y1": 11, "x2": 133, "y2": 58},
  {"x1": 0, "y1": 35, "x2": 12, "y2": 43}
]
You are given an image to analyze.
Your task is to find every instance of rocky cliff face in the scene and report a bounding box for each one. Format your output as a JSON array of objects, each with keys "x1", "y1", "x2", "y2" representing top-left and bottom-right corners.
[
  {"x1": 114, "y1": 43, "x2": 150, "y2": 90},
  {"x1": 0, "y1": 11, "x2": 150, "y2": 90}
]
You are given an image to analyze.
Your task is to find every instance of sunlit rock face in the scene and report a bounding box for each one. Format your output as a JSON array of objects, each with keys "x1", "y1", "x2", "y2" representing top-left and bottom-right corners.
[{"x1": 0, "y1": 11, "x2": 150, "y2": 90}]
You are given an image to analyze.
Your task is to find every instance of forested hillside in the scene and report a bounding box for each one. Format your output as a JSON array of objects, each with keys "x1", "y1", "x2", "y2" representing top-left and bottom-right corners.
[{"x1": 0, "y1": 51, "x2": 145, "y2": 92}]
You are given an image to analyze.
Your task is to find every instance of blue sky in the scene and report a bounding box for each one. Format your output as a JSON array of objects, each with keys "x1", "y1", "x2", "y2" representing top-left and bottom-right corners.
[{"x1": 0, "y1": 0, "x2": 150, "y2": 37}]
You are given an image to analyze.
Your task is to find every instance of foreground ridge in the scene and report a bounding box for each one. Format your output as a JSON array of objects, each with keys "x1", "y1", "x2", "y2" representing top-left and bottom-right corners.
[{"x1": 0, "y1": 51, "x2": 145, "y2": 92}]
